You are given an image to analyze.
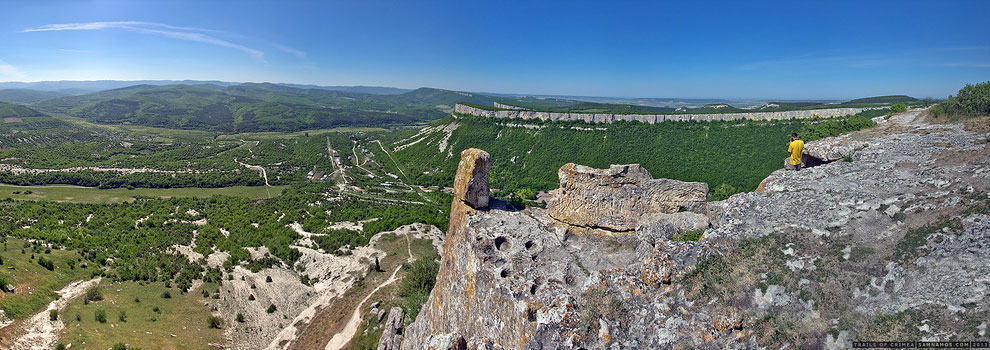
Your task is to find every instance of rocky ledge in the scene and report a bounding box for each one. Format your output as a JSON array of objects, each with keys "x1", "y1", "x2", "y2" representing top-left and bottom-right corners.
[{"x1": 398, "y1": 111, "x2": 990, "y2": 349}]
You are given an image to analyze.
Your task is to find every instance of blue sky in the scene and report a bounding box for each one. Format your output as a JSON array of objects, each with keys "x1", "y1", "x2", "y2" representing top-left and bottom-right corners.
[{"x1": 0, "y1": 0, "x2": 988, "y2": 99}]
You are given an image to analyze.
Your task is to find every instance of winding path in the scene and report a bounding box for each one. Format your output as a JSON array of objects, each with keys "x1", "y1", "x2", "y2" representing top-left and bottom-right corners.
[
  {"x1": 8, "y1": 278, "x2": 102, "y2": 350},
  {"x1": 323, "y1": 235, "x2": 413, "y2": 350}
]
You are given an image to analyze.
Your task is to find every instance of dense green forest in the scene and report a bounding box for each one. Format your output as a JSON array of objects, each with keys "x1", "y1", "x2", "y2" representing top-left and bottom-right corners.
[
  {"x1": 929, "y1": 81, "x2": 990, "y2": 120},
  {"x1": 387, "y1": 110, "x2": 878, "y2": 196}
]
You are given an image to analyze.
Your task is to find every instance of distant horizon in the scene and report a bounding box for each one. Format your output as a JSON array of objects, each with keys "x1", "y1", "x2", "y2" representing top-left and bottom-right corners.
[
  {"x1": 0, "y1": 78, "x2": 939, "y2": 101},
  {"x1": 1, "y1": 1, "x2": 987, "y2": 100}
]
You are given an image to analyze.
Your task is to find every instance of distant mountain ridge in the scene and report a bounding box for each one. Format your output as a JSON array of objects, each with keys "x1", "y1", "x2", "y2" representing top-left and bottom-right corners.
[{"x1": 29, "y1": 84, "x2": 515, "y2": 132}]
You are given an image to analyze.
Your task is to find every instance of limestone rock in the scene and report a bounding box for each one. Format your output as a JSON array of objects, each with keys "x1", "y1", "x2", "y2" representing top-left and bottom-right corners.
[
  {"x1": 377, "y1": 307, "x2": 404, "y2": 350},
  {"x1": 803, "y1": 134, "x2": 865, "y2": 162},
  {"x1": 455, "y1": 103, "x2": 873, "y2": 124},
  {"x1": 636, "y1": 211, "x2": 710, "y2": 242},
  {"x1": 547, "y1": 163, "x2": 708, "y2": 232},
  {"x1": 452, "y1": 148, "x2": 490, "y2": 209}
]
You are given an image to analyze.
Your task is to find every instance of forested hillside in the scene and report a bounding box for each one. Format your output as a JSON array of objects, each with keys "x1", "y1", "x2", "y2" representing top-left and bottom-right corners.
[
  {"x1": 0, "y1": 89, "x2": 69, "y2": 105},
  {"x1": 388, "y1": 110, "x2": 879, "y2": 197},
  {"x1": 0, "y1": 102, "x2": 47, "y2": 119},
  {"x1": 29, "y1": 84, "x2": 520, "y2": 132}
]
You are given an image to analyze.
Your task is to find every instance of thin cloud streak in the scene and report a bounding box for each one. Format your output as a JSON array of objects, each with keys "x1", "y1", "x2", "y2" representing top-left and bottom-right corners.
[
  {"x1": 23, "y1": 21, "x2": 265, "y2": 61},
  {"x1": 272, "y1": 43, "x2": 307, "y2": 59}
]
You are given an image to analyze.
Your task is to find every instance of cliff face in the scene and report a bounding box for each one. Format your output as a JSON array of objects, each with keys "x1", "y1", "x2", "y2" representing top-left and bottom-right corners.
[
  {"x1": 401, "y1": 111, "x2": 990, "y2": 349},
  {"x1": 454, "y1": 103, "x2": 871, "y2": 124}
]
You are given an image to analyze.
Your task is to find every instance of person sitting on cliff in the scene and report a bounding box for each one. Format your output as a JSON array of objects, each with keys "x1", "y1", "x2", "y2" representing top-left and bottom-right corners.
[{"x1": 785, "y1": 133, "x2": 804, "y2": 171}]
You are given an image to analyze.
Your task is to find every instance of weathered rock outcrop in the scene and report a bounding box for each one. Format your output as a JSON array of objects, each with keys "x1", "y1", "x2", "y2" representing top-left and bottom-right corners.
[
  {"x1": 377, "y1": 307, "x2": 404, "y2": 350},
  {"x1": 402, "y1": 110, "x2": 990, "y2": 349},
  {"x1": 455, "y1": 103, "x2": 872, "y2": 124},
  {"x1": 802, "y1": 133, "x2": 866, "y2": 162},
  {"x1": 547, "y1": 163, "x2": 708, "y2": 232},
  {"x1": 452, "y1": 148, "x2": 490, "y2": 209}
]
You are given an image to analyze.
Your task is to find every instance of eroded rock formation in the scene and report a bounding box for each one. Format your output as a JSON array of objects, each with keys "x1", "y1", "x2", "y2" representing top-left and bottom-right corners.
[
  {"x1": 455, "y1": 103, "x2": 872, "y2": 124},
  {"x1": 547, "y1": 163, "x2": 708, "y2": 232},
  {"x1": 401, "y1": 111, "x2": 990, "y2": 349}
]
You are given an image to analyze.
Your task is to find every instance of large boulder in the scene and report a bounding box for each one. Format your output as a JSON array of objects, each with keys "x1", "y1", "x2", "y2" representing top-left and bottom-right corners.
[
  {"x1": 377, "y1": 307, "x2": 404, "y2": 350},
  {"x1": 452, "y1": 148, "x2": 490, "y2": 209},
  {"x1": 803, "y1": 135, "x2": 865, "y2": 162},
  {"x1": 546, "y1": 163, "x2": 708, "y2": 232}
]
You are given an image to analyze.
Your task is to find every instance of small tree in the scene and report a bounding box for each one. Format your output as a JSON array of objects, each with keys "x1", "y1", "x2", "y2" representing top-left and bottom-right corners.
[{"x1": 95, "y1": 309, "x2": 107, "y2": 323}]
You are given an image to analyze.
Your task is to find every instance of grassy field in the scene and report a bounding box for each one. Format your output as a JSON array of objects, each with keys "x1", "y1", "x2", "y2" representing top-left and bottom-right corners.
[
  {"x1": 0, "y1": 184, "x2": 286, "y2": 204},
  {"x1": 0, "y1": 239, "x2": 96, "y2": 347},
  {"x1": 58, "y1": 281, "x2": 222, "y2": 350}
]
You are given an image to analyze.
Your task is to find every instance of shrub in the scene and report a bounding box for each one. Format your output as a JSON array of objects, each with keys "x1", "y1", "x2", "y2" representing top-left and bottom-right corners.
[
  {"x1": 398, "y1": 257, "x2": 440, "y2": 320},
  {"x1": 236, "y1": 313, "x2": 245, "y2": 322},
  {"x1": 930, "y1": 82, "x2": 990, "y2": 119},
  {"x1": 75, "y1": 312, "x2": 81, "y2": 322},
  {"x1": 673, "y1": 228, "x2": 705, "y2": 242},
  {"x1": 118, "y1": 310, "x2": 127, "y2": 322},
  {"x1": 265, "y1": 276, "x2": 273, "y2": 283},
  {"x1": 161, "y1": 290, "x2": 172, "y2": 299},
  {"x1": 84, "y1": 288, "x2": 103, "y2": 303},
  {"x1": 37, "y1": 256, "x2": 55, "y2": 271},
  {"x1": 709, "y1": 183, "x2": 738, "y2": 201},
  {"x1": 152, "y1": 306, "x2": 161, "y2": 313},
  {"x1": 95, "y1": 309, "x2": 107, "y2": 323},
  {"x1": 248, "y1": 294, "x2": 255, "y2": 301},
  {"x1": 267, "y1": 304, "x2": 277, "y2": 313},
  {"x1": 889, "y1": 103, "x2": 907, "y2": 114},
  {"x1": 56, "y1": 345, "x2": 67, "y2": 350},
  {"x1": 208, "y1": 315, "x2": 223, "y2": 329},
  {"x1": 49, "y1": 310, "x2": 58, "y2": 321},
  {"x1": 134, "y1": 296, "x2": 140, "y2": 303}
]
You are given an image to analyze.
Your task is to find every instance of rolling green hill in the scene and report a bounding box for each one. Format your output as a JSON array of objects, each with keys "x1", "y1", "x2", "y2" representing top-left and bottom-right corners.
[
  {"x1": 32, "y1": 84, "x2": 514, "y2": 132},
  {"x1": 844, "y1": 95, "x2": 919, "y2": 104},
  {"x1": 0, "y1": 102, "x2": 47, "y2": 119},
  {"x1": 0, "y1": 89, "x2": 69, "y2": 105}
]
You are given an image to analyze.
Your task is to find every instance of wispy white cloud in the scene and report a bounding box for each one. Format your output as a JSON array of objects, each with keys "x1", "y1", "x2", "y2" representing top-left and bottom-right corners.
[
  {"x1": 0, "y1": 59, "x2": 27, "y2": 80},
  {"x1": 58, "y1": 48, "x2": 97, "y2": 54},
  {"x1": 23, "y1": 21, "x2": 265, "y2": 61},
  {"x1": 272, "y1": 43, "x2": 307, "y2": 59},
  {"x1": 943, "y1": 62, "x2": 990, "y2": 68}
]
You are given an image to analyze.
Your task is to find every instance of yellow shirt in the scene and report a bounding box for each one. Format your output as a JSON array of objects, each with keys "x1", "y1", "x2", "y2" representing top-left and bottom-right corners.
[{"x1": 788, "y1": 139, "x2": 804, "y2": 165}]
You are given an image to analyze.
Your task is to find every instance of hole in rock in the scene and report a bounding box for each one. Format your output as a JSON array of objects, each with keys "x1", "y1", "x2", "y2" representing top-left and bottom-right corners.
[
  {"x1": 524, "y1": 240, "x2": 534, "y2": 250},
  {"x1": 494, "y1": 236, "x2": 510, "y2": 251}
]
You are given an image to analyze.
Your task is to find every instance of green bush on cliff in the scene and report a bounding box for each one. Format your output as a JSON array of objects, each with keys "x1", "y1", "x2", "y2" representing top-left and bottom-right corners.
[{"x1": 398, "y1": 256, "x2": 440, "y2": 320}]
